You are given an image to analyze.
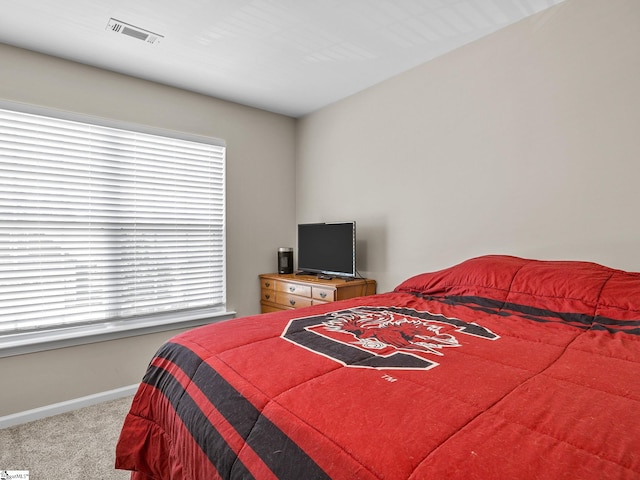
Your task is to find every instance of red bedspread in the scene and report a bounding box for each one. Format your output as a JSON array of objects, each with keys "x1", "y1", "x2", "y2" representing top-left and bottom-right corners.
[{"x1": 115, "y1": 255, "x2": 640, "y2": 479}]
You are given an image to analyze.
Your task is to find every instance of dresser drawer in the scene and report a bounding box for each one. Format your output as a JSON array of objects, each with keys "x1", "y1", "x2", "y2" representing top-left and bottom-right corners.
[
  {"x1": 276, "y1": 281, "x2": 312, "y2": 298},
  {"x1": 261, "y1": 304, "x2": 282, "y2": 314},
  {"x1": 260, "y1": 278, "x2": 276, "y2": 290},
  {"x1": 312, "y1": 286, "x2": 335, "y2": 302},
  {"x1": 260, "y1": 288, "x2": 275, "y2": 303},
  {"x1": 275, "y1": 292, "x2": 313, "y2": 309}
]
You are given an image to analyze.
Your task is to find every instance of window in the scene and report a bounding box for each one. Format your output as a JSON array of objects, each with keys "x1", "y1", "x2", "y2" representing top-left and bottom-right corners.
[{"x1": 0, "y1": 105, "x2": 226, "y2": 341}]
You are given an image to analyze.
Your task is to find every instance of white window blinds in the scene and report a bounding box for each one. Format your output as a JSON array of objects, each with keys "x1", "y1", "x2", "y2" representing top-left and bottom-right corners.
[{"x1": 0, "y1": 107, "x2": 226, "y2": 334}]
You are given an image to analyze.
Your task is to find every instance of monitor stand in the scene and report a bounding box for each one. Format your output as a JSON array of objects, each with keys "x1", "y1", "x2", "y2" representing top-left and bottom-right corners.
[
  {"x1": 295, "y1": 271, "x2": 333, "y2": 280},
  {"x1": 294, "y1": 271, "x2": 357, "y2": 281},
  {"x1": 294, "y1": 270, "x2": 316, "y2": 277}
]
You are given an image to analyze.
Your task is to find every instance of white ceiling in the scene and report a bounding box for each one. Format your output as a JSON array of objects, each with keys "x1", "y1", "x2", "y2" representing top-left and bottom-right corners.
[{"x1": 0, "y1": 0, "x2": 565, "y2": 118}]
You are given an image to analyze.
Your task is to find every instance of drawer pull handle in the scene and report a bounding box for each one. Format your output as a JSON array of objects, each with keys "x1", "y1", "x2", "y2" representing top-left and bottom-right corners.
[
  {"x1": 320, "y1": 292, "x2": 327, "y2": 299},
  {"x1": 265, "y1": 282, "x2": 270, "y2": 287},
  {"x1": 265, "y1": 294, "x2": 270, "y2": 300},
  {"x1": 289, "y1": 287, "x2": 295, "y2": 292},
  {"x1": 289, "y1": 299, "x2": 296, "y2": 306}
]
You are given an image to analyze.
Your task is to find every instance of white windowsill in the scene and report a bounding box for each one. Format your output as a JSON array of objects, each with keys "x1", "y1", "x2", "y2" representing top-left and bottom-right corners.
[{"x1": 0, "y1": 308, "x2": 236, "y2": 358}]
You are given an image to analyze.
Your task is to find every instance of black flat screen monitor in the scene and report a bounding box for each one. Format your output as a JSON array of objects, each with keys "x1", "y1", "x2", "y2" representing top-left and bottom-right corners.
[{"x1": 297, "y1": 222, "x2": 356, "y2": 278}]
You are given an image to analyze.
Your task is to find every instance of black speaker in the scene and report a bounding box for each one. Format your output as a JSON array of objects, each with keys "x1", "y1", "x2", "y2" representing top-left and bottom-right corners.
[{"x1": 278, "y1": 247, "x2": 293, "y2": 274}]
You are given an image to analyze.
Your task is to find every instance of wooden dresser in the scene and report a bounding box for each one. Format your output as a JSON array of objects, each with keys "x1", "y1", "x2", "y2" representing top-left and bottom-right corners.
[{"x1": 259, "y1": 273, "x2": 377, "y2": 313}]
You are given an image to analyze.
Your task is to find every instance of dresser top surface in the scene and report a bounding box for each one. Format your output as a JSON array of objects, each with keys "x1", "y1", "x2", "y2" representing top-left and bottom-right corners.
[{"x1": 260, "y1": 273, "x2": 375, "y2": 287}]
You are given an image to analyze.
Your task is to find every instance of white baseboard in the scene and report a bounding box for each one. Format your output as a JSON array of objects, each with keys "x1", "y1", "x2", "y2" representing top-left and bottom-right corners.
[{"x1": 0, "y1": 383, "x2": 139, "y2": 429}]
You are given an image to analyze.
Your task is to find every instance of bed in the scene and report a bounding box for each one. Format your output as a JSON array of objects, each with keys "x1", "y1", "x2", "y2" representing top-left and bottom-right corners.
[{"x1": 115, "y1": 255, "x2": 640, "y2": 479}]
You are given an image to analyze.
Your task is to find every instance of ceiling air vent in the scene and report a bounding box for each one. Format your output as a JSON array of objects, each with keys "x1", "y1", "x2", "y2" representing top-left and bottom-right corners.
[{"x1": 106, "y1": 18, "x2": 163, "y2": 45}]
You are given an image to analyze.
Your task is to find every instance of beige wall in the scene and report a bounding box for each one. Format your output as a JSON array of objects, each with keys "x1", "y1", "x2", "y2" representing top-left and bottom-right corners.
[
  {"x1": 296, "y1": 0, "x2": 640, "y2": 293},
  {"x1": 0, "y1": 43, "x2": 296, "y2": 415}
]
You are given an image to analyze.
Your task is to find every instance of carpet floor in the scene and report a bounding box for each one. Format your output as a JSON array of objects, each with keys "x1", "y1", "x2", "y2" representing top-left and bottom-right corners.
[{"x1": 0, "y1": 395, "x2": 134, "y2": 479}]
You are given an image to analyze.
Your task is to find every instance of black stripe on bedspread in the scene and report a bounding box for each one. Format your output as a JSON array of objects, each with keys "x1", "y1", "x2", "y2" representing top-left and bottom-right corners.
[
  {"x1": 144, "y1": 364, "x2": 251, "y2": 478},
  {"x1": 143, "y1": 342, "x2": 331, "y2": 480},
  {"x1": 412, "y1": 293, "x2": 640, "y2": 335}
]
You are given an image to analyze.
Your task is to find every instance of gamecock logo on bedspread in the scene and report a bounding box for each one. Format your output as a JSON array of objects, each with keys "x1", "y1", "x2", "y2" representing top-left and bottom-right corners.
[{"x1": 282, "y1": 306, "x2": 499, "y2": 370}]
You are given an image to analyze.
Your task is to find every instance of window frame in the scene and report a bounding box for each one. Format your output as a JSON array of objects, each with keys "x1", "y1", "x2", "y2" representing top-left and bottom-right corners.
[{"x1": 0, "y1": 101, "x2": 234, "y2": 358}]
